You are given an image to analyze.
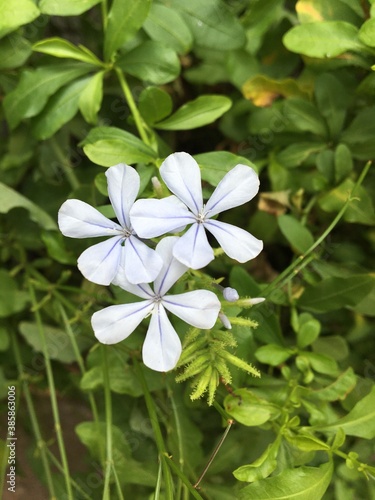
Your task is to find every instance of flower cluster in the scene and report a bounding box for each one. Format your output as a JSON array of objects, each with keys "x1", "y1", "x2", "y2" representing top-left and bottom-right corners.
[{"x1": 58, "y1": 152, "x2": 263, "y2": 371}]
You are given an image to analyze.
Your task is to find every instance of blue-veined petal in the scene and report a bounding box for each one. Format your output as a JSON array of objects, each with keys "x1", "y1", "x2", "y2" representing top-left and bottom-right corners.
[
  {"x1": 172, "y1": 223, "x2": 214, "y2": 269},
  {"x1": 58, "y1": 199, "x2": 122, "y2": 238},
  {"x1": 77, "y1": 236, "x2": 123, "y2": 285},
  {"x1": 130, "y1": 196, "x2": 194, "y2": 238},
  {"x1": 205, "y1": 164, "x2": 259, "y2": 217},
  {"x1": 153, "y1": 237, "x2": 188, "y2": 296},
  {"x1": 123, "y1": 235, "x2": 163, "y2": 284},
  {"x1": 163, "y1": 290, "x2": 220, "y2": 328},
  {"x1": 204, "y1": 219, "x2": 263, "y2": 263},
  {"x1": 142, "y1": 304, "x2": 182, "y2": 372},
  {"x1": 106, "y1": 164, "x2": 140, "y2": 229},
  {"x1": 92, "y1": 300, "x2": 154, "y2": 344},
  {"x1": 160, "y1": 152, "x2": 203, "y2": 215}
]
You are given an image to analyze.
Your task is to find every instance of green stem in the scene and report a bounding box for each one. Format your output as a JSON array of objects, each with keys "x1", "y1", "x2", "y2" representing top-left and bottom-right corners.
[
  {"x1": 111, "y1": 464, "x2": 125, "y2": 500},
  {"x1": 11, "y1": 334, "x2": 57, "y2": 498},
  {"x1": 101, "y1": 0, "x2": 108, "y2": 31},
  {"x1": 28, "y1": 280, "x2": 73, "y2": 499},
  {"x1": 132, "y1": 357, "x2": 174, "y2": 499},
  {"x1": 102, "y1": 346, "x2": 112, "y2": 500},
  {"x1": 115, "y1": 68, "x2": 151, "y2": 146},
  {"x1": 164, "y1": 456, "x2": 204, "y2": 500},
  {"x1": 193, "y1": 420, "x2": 234, "y2": 490},
  {"x1": 263, "y1": 161, "x2": 372, "y2": 297},
  {"x1": 50, "y1": 137, "x2": 80, "y2": 191}
]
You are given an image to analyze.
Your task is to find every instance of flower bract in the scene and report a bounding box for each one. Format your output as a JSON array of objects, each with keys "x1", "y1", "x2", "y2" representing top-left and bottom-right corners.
[
  {"x1": 58, "y1": 164, "x2": 163, "y2": 285},
  {"x1": 130, "y1": 152, "x2": 263, "y2": 269},
  {"x1": 91, "y1": 237, "x2": 221, "y2": 372}
]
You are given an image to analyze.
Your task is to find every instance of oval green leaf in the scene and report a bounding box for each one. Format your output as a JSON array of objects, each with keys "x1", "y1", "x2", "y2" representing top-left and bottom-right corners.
[{"x1": 278, "y1": 214, "x2": 314, "y2": 254}]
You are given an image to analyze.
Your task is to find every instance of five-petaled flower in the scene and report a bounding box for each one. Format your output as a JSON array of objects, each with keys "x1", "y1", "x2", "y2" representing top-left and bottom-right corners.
[
  {"x1": 130, "y1": 152, "x2": 263, "y2": 269},
  {"x1": 58, "y1": 164, "x2": 163, "y2": 285},
  {"x1": 91, "y1": 237, "x2": 221, "y2": 372}
]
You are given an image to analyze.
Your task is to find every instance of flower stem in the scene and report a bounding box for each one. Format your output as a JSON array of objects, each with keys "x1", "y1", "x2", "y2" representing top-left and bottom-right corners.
[
  {"x1": 164, "y1": 455, "x2": 204, "y2": 500},
  {"x1": 28, "y1": 279, "x2": 73, "y2": 499},
  {"x1": 101, "y1": 0, "x2": 108, "y2": 31},
  {"x1": 102, "y1": 346, "x2": 113, "y2": 500},
  {"x1": 115, "y1": 68, "x2": 151, "y2": 146},
  {"x1": 263, "y1": 160, "x2": 372, "y2": 297},
  {"x1": 132, "y1": 357, "x2": 174, "y2": 499},
  {"x1": 193, "y1": 420, "x2": 234, "y2": 489}
]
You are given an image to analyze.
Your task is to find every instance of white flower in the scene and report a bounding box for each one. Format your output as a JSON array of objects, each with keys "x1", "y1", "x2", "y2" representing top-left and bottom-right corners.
[
  {"x1": 91, "y1": 237, "x2": 221, "y2": 372},
  {"x1": 130, "y1": 152, "x2": 263, "y2": 269},
  {"x1": 58, "y1": 164, "x2": 163, "y2": 286}
]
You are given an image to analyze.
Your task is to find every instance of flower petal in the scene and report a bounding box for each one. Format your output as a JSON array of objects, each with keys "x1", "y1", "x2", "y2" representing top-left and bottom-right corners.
[
  {"x1": 153, "y1": 236, "x2": 188, "y2": 296},
  {"x1": 172, "y1": 223, "x2": 214, "y2": 269},
  {"x1": 142, "y1": 304, "x2": 182, "y2": 372},
  {"x1": 106, "y1": 163, "x2": 140, "y2": 229},
  {"x1": 205, "y1": 164, "x2": 260, "y2": 217},
  {"x1": 204, "y1": 220, "x2": 263, "y2": 262},
  {"x1": 160, "y1": 152, "x2": 203, "y2": 215},
  {"x1": 130, "y1": 196, "x2": 194, "y2": 238},
  {"x1": 123, "y1": 235, "x2": 163, "y2": 284},
  {"x1": 92, "y1": 300, "x2": 154, "y2": 344},
  {"x1": 112, "y1": 266, "x2": 155, "y2": 299},
  {"x1": 58, "y1": 199, "x2": 122, "y2": 238},
  {"x1": 163, "y1": 290, "x2": 220, "y2": 329},
  {"x1": 77, "y1": 236, "x2": 123, "y2": 285}
]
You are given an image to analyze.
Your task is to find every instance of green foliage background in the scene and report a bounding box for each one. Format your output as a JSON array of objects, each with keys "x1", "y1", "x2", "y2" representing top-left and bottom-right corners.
[{"x1": 0, "y1": 0, "x2": 375, "y2": 498}]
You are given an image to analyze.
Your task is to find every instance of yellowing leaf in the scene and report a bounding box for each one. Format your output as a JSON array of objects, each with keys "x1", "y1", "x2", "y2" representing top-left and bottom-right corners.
[{"x1": 242, "y1": 75, "x2": 310, "y2": 107}]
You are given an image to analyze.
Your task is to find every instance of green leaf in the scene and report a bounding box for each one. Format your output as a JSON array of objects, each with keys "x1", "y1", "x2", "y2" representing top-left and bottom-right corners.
[
  {"x1": 0, "y1": 35, "x2": 31, "y2": 70},
  {"x1": 33, "y1": 37, "x2": 103, "y2": 66},
  {"x1": 233, "y1": 437, "x2": 281, "y2": 483},
  {"x1": 359, "y1": 18, "x2": 375, "y2": 47},
  {"x1": 334, "y1": 144, "x2": 353, "y2": 183},
  {"x1": 79, "y1": 71, "x2": 104, "y2": 124},
  {"x1": 41, "y1": 231, "x2": 76, "y2": 265},
  {"x1": 255, "y1": 344, "x2": 294, "y2": 366},
  {"x1": 297, "y1": 318, "x2": 321, "y2": 348},
  {"x1": 319, "y1": 179, "x2": 375, "y2": 225},
  {"x1": 309, "y1": 367, "x2": 357, "y2": 402},
  {"x1": 238, "y1": 461, "x2": 333, "y2": 500},
  {"x1": 284, "y1": 432, "x2": 330, "y2": 451},
  {"x1": 164, "y1": 0, "x2": 246, "y2": 50},
  {"x1": 155, "y1": 95, "x2": 232, "y2": 130},
  {"x1": 0, "y1": 182, "x2": 57, "y2": 230},
  {"x1": 194, "y1": 151, "x2": 257, "y2": 186},
  {"x1": 315, "y1": 73, "x2": 348, "y2": 139},
  {"x1": 296, "y1": 0, "x2": 363, "y2": 24},
  {"x1": 0, "y1": 0, "x2": 40, "y2": 38},
  {"x1": 19, "y1": 322, "x2": 92, "y2": 363},
  {"x1": 316, "y1": 386, "x2": 375, "y2": 439},
  {"x1": 82, "y1": 126, "x2": 157, "y2": 166},
  {"x1": 3, "y1": 62, "x2": 92, "y2": 130},
  {"x1": 278, "y1": 214, "x2": 314, "y2": 254},
  {"x1": 39, "y1": 0, "x2": 101, "y2": 15},
  {"x1": 139, "y1": 87, "x2": 173, "y2": 125},
  {"x1": 117, "y1": 40, "x2": 180, "y2": 85},
  {"x1": 304, "y1": 352, "x2": 338, "y2": 376},
  {"x1": 298, "y1": 275, "x2": 375, "y2": 313},
  {"x1": 143, "y1": 3, "x2": 193, "y2": 54},
  {"x1": 104, "y1": 0, "x2": 152, "y2": 61},
  {"x1": 283, "y1": 21, "x2": 364, "y2": 58},
  {"x1": 0, "y1": 271, "x2": 29, "y2": 318},
  {"x1": 340, "y1": 106, "x2": 375, "y2": 160},
  {"x1": 282, "y1": 98, "x2": 328, "y2": 137},
  {"x1": 224, "y1": 389, "x2": 280, "y2": 426},
  {"x1": 32, "y1": 76, "x2": 92, "y2": 140},
  {"x1": 277, "y1": 142, "x2": 327, "y2": 168}
]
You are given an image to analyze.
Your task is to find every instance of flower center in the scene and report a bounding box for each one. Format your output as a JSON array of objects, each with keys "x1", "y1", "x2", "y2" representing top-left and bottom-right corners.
[{"x1": 196, "y1": 205, "x2": 207, "y2": 224}]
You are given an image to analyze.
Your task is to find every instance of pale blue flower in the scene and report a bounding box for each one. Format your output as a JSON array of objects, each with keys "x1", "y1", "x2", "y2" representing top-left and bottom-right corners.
[
  {"x1": 91, "y1": 237, "x2": 221, "y2": 372},
  {"x1": 130, "y1": 152, "x2": 263, "y2": 269},
  {"x1": 58, "y1": 163, "x2": 163, "y2": 286}
]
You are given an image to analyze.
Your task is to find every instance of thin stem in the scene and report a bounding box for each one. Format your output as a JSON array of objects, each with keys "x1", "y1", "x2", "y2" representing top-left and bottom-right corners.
[
  {"x1": 164, "y1": 455, "x2": 204, "y2": 500},
  {"x1": 50, "y1": 137, "x2": 80, "y2": 191},
  {"x1": 115, "y1": 68, "x2": 151, "y2": 146},
  {"x1": 263, "y1": 161, "x2": 372, "y2": 297},
  {"x1": 28, "y1": 280, "x2": 73, "y2": 499},
  {"x1": 193, "y1": 420, "x2": 234, "y2": 490},
  {"x1": 101, "y1": 0, "x2": 108, "y2": 31},
  {"x1": 132, "y1": 357, "x2": 174, "y2": 499},
  {"x1": 102, "y1": 346, "x2": 112, "y2": 500},
  {"x1": 11, "y1": 334, "x2": 57, "y2": 498},
  {"x1": 111, "y1": 464, "x2": 125, "y2": 500}
]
